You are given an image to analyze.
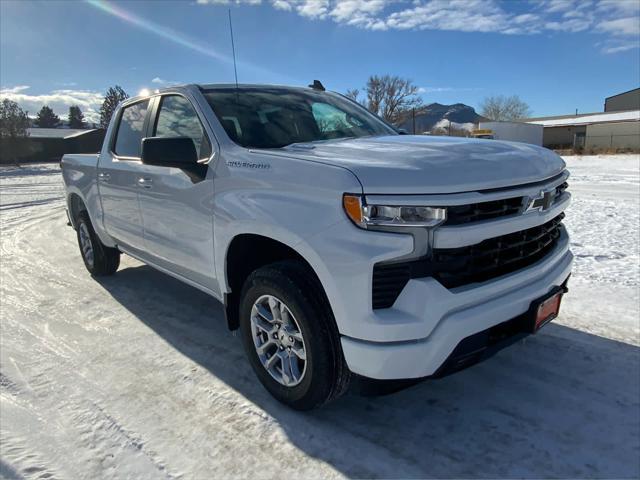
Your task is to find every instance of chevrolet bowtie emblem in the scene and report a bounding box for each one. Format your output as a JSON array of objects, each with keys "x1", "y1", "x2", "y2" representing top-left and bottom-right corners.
[{"x1": 526, "y1": 189, "x2": 555, "y2": 213}]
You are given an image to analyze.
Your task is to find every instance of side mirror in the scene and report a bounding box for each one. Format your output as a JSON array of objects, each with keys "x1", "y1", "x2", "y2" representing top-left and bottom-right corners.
[
  {"x1": 141, "y1": 137, "x2": 198, "y2": 168},
  {"x1": 397, "y1": 128, "x2": 409, "y2": 135}
]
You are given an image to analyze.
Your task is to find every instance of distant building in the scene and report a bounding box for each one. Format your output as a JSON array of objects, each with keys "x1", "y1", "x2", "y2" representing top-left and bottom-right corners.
[
  {"x1": 1, "y1": 128, "x2": 105, "y2": 163},
  {"x1": 526, "y1": 110, "x2": 640, "y2": 150},
  {"x1": 605, "y1": 88, "x2": 640, "y2": 112},
  {"x1": 477, "y1": 121, "x2": 543, "y2": 146}
]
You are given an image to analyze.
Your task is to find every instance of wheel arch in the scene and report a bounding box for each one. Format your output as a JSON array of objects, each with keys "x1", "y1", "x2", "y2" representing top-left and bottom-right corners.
[
  {"x1": 67, "y1": 192, "x2": 87, "y2": 229},
  {"x1": 223, "y1": 233, "x2": 331, "y2": 331}
]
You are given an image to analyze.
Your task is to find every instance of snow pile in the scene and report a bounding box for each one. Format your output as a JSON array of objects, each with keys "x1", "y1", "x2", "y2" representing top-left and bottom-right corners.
[{"x1": 432, "y1": 118, "x2": 476, "y2": 132}]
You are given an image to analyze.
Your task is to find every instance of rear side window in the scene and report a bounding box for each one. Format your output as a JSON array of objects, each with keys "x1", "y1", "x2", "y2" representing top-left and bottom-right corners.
[
  {"x1": 114, "y1": 100, "x2": 149, "y2": 158},
  {"x1": 154, "y1": 95, "x2": 211, "y2": 159}
]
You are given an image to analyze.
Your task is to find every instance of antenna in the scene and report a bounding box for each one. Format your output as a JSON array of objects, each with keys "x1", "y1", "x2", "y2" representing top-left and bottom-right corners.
[{"x1": 228, "y1": 9, "x2": 239, "y2": 92}]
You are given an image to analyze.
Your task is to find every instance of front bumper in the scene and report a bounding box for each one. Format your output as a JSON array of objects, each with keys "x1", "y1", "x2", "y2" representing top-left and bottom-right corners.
[{"x1": 339, "y1": 229, "x2": 573, "y2": 380}]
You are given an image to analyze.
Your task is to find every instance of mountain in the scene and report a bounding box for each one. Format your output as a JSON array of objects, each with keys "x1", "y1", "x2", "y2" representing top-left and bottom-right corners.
[{"x1": 397, "y1": 102, "x2": 487, "y2": 133}]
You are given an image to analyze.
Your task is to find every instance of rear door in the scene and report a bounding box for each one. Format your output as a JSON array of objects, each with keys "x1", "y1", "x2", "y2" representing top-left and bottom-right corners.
[
  {"x1": 98, "y1": 99, "x2": 150, "y2": 252},
  {"x1": 136, "y1": 94, "x2": 218, "y2": 291}
]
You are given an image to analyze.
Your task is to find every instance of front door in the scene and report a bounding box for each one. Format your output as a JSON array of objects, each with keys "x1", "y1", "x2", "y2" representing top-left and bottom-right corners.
[
  {"x1": 136, "y1": 94, "x2": 218, "y2": 292},
  {"x1": 99, "y1": 99, "x2": 150, "y2": 252}
]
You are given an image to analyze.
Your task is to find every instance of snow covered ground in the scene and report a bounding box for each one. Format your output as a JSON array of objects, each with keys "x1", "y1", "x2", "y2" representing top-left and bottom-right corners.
[{"x1": 1, "y1": 155, "x2": 638, "y2": 479}]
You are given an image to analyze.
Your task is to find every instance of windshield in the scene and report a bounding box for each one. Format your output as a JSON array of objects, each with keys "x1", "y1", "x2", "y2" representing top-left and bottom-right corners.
[{"x1": 202, "y1": 87, "x2": 396, "y2": 149}]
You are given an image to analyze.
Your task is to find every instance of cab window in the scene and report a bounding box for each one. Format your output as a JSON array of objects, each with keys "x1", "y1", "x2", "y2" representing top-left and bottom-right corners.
[
  {"x1": 154, "y1": 95, "x2": 212, "y2": 159},
  {"x1": 113, "y1": 100, "x2": 149, "y2": 158}
]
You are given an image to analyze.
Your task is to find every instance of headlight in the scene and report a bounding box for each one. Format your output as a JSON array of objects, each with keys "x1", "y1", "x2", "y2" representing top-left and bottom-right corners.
[{"x1": 343, "y1": 194, "x2": 446, "y2": 229}]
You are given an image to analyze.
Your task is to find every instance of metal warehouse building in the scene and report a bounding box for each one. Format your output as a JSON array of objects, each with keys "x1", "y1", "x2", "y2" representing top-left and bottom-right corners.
[
  {"x1": 524, "y1": 87, "x2": 640, "y2": 150},
  {"x1": 526, "y1": 109, "x2": 640, "y2": 150},
  {"x1": 605, "y1": 88, "x2": 640, "y2": 112}
]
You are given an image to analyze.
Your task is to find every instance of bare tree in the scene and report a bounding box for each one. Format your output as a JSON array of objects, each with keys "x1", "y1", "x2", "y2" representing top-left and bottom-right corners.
[
  {"x1": 345, "y1": 88, "x2": 361, "y2": 103},
  {"x1": 347, "y1": 75, "x2": 423, "y2": 125},
  {"x1": 480, "y1": 95, "x2": 532, "y2": 121},
  {"x1": 365, "y1": 75, "x2": 423, "y2": 124}
]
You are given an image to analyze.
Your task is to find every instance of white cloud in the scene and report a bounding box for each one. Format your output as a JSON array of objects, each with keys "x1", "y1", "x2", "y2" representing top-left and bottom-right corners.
[
  {"x1": 272, "y1": 0, "x2": 293, "y2": 10},
  {"x1": 297, "y1": 0, "x2": 330, "y2": 19},
  {"x1": 598, "y1": 17, "x2": 640, "y2": 36},
  {"x1": 601, "y1": 42, "x2": 639, "y2": 54},
  {"x1": 151, "y1": 77, "x2": 181, "y2": 86},
  {"x1": 0, "y1": 85, "x2": 30, "y2": 94},
  {"x1": 542, "y1": 0, "x2": 578, "y2": 14},
  {"x1": 596, "y1": 0, "x2": 640, "y2": 15},
  {"x1": 386, "y1": 0, "x2": 509, "y2": 33},
  {"x1": 330, "y1": 0, "x2": 387, "y2": 27},
  {"x1": 0, "y1": 86, "x2": 104, "y2": 124},
  {"x1": 196, "y1": 0, "x2": 640, "y2": 54}
]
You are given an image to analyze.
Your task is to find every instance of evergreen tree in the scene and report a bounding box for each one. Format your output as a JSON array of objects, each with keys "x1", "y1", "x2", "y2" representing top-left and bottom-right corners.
[
  {"x1": 99, "y1": 85, "x2": 129, "y2": 128},
  {"x1": 34, "y1": 105, "x2": 61, "y2": 128},
  {"x1": 68, "y1": 105, "x2": 86, "y2": 128}
]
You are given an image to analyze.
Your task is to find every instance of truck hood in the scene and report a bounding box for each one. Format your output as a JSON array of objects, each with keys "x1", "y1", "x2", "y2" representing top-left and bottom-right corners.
[{"x1": 281, "y1": 135, "x2": 566, "y2": 194}]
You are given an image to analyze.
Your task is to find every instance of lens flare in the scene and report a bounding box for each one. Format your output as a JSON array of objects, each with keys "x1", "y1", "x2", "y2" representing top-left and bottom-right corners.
[
  {"x1": 86, "y1": 0, "x2": 229, "y2": 61},
  {"x1": 84, "y1": 0, "x2": 282, "y2": 80}
]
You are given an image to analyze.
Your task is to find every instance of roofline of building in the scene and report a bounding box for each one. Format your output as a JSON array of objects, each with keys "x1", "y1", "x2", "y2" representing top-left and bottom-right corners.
[
  {"x1": 26, "y1": 127, "x2": 101, "y2": 139},
  {"x1": 525, "y1": 109, "x2": 640, "y2": 123},
  {"x1": 525, "y1": 111, "x2": 602, "y2": 122},
  {"x1": 605, "y1": 87, "x2": 640, "y2": 101},
  {"x1": 540, "y1": 119, "x2": 639, "y2": 128}
]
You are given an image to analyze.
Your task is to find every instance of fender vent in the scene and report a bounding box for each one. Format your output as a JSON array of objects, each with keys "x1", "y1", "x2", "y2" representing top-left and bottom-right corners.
[{"x1": 372, "y1": 263, "x2": 411, "y2": 309}]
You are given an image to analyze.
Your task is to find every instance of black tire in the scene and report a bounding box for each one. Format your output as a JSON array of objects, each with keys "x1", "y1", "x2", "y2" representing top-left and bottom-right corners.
[
  {"x1": 239, "y1": 260, "x2": 350, "y2": 410},
  {"x1": 76, "y1": 210, "x2": 120, "y2": 276}
]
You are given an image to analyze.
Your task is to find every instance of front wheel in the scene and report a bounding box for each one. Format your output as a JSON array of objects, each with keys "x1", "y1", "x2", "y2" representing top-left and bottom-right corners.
[
  {"x1": 76, "y1": 210, "x2": 120, "y2": 276},
  {"x1": 239, "y1": 261, "x2": 350, "y2": 410}
]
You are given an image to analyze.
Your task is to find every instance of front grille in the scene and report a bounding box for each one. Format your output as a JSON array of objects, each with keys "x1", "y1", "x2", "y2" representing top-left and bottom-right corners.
[
  {"x1": 445, "y1": 197, "x2": 524, "y2": 225},
  {"x1": 432, "y1": 213, "x2": 564, "y2": 288},
  {"x1": 443, "y1": 180, "x2": 569, "y2": 226},
  {"x1": 372, "y1": 214, "x2": 565, "y2": 309}
]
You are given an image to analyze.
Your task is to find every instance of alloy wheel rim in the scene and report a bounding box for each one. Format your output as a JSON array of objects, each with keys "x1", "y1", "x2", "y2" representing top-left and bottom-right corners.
[
  {"x1": 250, "y1": 294, "x2": 307, "y2": 387},
  {"x1": 78, "y1": 222, "x2": 94, "y2": 268}
]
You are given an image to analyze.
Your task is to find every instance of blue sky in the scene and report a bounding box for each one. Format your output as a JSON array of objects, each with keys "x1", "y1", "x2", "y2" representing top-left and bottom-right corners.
[{"x1": 1, "y1": 0, "x2": 638, "y2": 123}]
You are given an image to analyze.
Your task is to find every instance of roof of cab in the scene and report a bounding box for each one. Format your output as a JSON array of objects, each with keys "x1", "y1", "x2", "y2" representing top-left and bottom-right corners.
[
  {"x1": 197, "y1": 83, "x2": 315, "y2": 92},
  {"x1": 121, "y1": 83, "x2": 324, "y2": 107}
]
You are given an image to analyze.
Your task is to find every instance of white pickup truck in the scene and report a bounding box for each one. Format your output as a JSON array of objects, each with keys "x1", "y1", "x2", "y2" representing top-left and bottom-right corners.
[{"x1": 61, "y1": 83, "x2": 572, "y2": 410}]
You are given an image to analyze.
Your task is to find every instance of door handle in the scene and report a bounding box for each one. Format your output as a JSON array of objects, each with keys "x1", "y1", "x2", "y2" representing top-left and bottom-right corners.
[
  {"x1": 98, "y1": 172, "x2": 111, "y2": 182},
  {"x1": 138, "y1": 177, "x2": 153, "y2": 189}
]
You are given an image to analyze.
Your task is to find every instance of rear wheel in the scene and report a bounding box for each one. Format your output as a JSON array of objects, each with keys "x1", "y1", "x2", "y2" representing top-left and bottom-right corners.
[
  {"x1": 239, "y1": 260, "x2": 349, "y2": 410},
  {"x1": 76, "y1": 210, "x2": 120, "y2": 276}
]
